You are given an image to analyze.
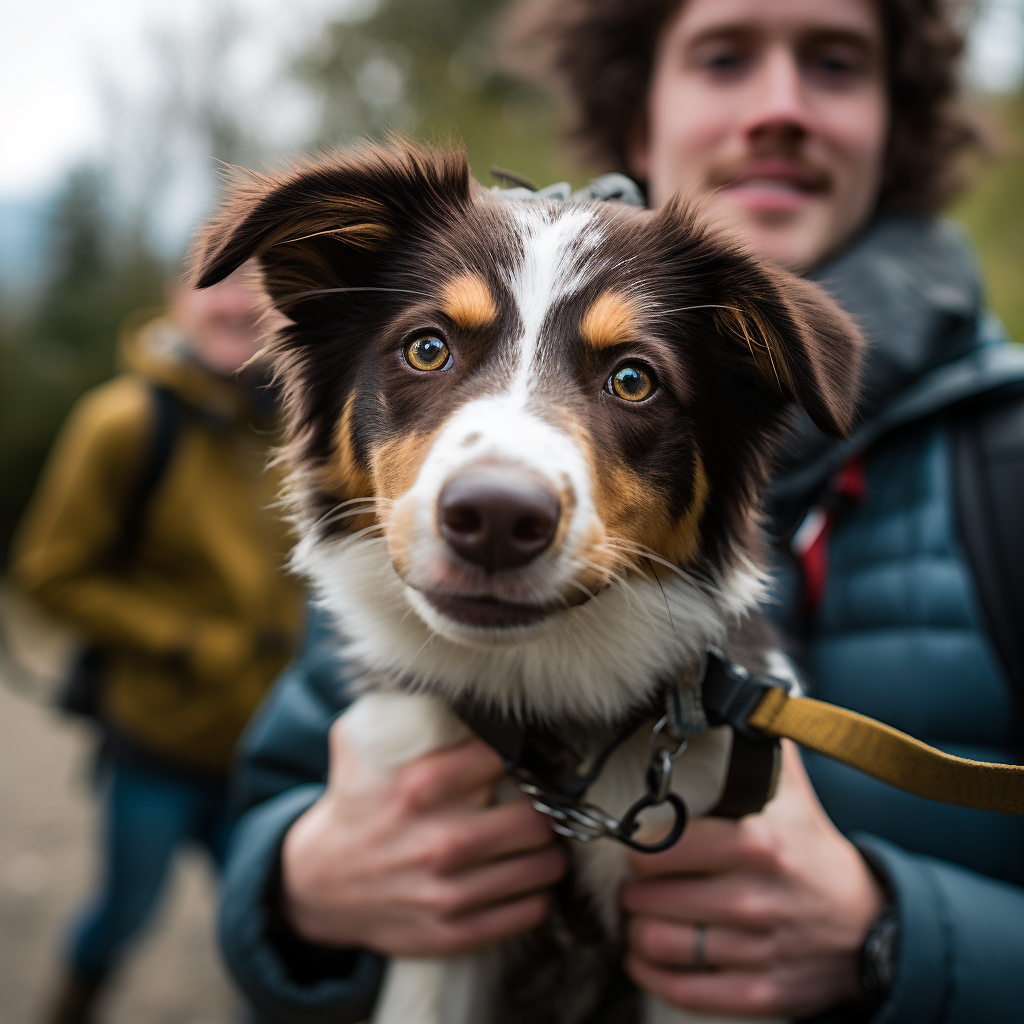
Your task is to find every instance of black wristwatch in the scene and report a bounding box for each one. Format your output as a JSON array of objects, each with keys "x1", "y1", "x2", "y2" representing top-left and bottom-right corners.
[{"x1": 859, "y1": 901, "x2": 900, "y2": 1017}]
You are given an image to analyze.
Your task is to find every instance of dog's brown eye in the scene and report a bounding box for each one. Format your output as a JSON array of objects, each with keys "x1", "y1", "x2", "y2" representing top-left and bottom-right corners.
[
  {"x1": 406, "y1": 335, "x2": 451, "y2": 372},
  {"x1": 609, "y1": 364, "x2": 654, "y2": 402}
]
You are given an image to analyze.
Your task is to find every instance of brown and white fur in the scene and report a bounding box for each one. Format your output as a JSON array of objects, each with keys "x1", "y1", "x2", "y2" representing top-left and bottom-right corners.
[{"x1": 193, "y1": 142, "x2": 862, "y2": 1024}]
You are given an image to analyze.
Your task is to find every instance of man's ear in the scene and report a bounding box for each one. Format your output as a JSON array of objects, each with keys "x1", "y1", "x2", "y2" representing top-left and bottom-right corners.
[
  {"x1": 713, "y1": 265, "x2": 865, "y2": 441},
  {"x1": 189, "y1": 141, "x2": 471, "y2": 321}
]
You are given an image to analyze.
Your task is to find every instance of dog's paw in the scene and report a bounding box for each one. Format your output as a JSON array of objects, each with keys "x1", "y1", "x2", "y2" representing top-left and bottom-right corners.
[{"x1": 341, "y1": 691, "x2": 471, "y2": 773}]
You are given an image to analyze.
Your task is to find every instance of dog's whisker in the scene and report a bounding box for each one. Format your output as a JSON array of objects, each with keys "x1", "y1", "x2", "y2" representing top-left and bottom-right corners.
[
  {"x1": 322, "y1": 507, "x2": 386, "y2": 526},
  {"x1": 653, "y1": 303, "x2": 745, "y2": 317},
  {"x1": 589, "y1": 544, "x2": 647, "y2": 582},
  {"x1": 314, "y1": 501, "x2": 376, "y2": 528},
  {"x1": 314, "y1": 497, "x2": 393, "y2": 530},
  {"x1": 569, "y1": 556, "x2": 635, "y2": 612},
  {"x1": 562, "y1": 577, "x2": 600, "y2": 606},
  {"x1": 646, "y1": 558, "x2": 676, "y2": 635},
  {"x1": 334, "y1": 495, "x2": 392, "y2": 510},
  {"x1": 276, "y1": 286, "x2": 429, "y2": 302},
  {"x1": 604, "y1": 540, "x2": 691, "y2": 584},
  {"x1": 345, "y1": 523, "x2": 387, "y2": 544},
  {"x1": 413, "y1": 631, "x2": 439, "y2": 660}
]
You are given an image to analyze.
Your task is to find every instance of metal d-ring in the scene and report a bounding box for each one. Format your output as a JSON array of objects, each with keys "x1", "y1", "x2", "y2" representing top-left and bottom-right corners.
[{"x1": 614, "y1": 791, "x2": 689, "y2": 853}]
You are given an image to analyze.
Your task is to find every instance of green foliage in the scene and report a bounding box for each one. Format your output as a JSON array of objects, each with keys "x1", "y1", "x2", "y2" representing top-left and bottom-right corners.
[
  {"x1": 953, "y1": 89, "x2": 1024, "y2": 345},
  {"x1": 0, "y1": 5, "x2": 272, "y2": 561},
  {"x1": 296, "y1": 0, "x2": 588, "y2": 190},
  {"x1": 0, "y1": 169, "x2": 167, "y2": 559}
]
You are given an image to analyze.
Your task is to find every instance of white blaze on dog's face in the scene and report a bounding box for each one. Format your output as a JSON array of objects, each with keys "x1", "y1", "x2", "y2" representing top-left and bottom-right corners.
[{"x1": 193, "y1": 144, "x2": 861, "y2": 720}]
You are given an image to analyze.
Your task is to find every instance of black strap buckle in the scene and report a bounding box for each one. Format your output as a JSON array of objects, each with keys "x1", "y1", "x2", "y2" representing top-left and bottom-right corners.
[{"x1": 702, "y1": 651, "x2": 781, "y2": 743}]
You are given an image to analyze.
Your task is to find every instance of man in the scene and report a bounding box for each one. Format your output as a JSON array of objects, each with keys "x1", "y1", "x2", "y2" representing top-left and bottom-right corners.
[
  {"x1": 217, "y1": 1, "x2": 1024, "y2": 1021},
  {"x1": 12, "y1": 270, "x2": 304, "y2": 1024}
]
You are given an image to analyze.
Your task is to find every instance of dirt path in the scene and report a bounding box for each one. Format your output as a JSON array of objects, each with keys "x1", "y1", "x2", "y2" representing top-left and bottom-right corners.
[{"x1": 0, "y1": 661, "x2": 239, "y2": 1023}]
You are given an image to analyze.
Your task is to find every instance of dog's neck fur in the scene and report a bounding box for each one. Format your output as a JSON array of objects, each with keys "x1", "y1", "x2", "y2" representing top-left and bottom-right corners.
[{"x1": 295, "y1": 527, "x2": 768, "y2": 727}]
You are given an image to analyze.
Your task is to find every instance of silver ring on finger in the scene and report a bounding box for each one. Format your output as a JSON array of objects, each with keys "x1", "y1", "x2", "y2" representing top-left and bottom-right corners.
[{"x1": 692, "y1": 922, "x2": 709, "y2": 971}]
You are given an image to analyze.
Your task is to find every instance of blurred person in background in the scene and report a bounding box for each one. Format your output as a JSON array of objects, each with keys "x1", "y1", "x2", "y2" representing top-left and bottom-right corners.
[
  {"x1": 214, "y1": 1, "x2": 1024, "y2": 1022},
  {"x1": 10, "y1": 269, "x2": 304, "y2": 1024}
]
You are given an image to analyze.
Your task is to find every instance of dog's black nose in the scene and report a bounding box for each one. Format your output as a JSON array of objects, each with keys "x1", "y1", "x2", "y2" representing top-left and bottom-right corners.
[{"x1": 438, "y1": 469, "x2": 561, "y2": 572}]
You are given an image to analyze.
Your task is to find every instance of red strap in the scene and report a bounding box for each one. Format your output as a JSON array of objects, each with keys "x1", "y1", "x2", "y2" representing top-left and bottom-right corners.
[
  {"x1": 791, "y1": 457, "x2": 867, "y2": 617},
  {"x1": 833, "y1": 456, "x2": 868, "y2": 502}
]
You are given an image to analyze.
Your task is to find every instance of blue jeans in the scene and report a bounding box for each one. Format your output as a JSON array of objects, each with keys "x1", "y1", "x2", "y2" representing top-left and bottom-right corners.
[{"x1": 68, "y1": 751, "x2": 232, "y2": 979}]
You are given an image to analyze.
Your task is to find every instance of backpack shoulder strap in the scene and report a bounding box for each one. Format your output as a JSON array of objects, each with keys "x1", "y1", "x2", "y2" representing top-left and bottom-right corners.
[
  {"x1": 112, "y1": 383, "x2": 183, "y2": 565},
  {"x1": 58, "y1": 384, "x2": 184, "y2": 720},
  {"x1": 954, "y1": 390, "x2": 1024, "y2": 735}
]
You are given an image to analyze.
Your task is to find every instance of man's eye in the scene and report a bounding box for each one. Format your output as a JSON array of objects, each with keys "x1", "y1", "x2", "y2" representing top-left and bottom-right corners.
[
  {"x1": 607, "y1": 363, "x2": 656, "y2": 402},
  {"x1": 707, "y1": 51, "x2": 742, "y2": 71},
  {"x1": 692, "y1": 42, "x2": 751, "y2": 77},
  {"x1": 820, "y1": 56, "x2": 853, "y2": 73},
  {"x1": 804, "y1": 45, "x2": 869, "y2": 84},
  {"x1": 405, "y1": 335, "x2": 451, "y2": 371}
]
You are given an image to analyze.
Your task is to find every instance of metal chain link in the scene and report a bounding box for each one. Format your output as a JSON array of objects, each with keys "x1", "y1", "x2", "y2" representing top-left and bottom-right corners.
[{"x1": 519, "y1": 712, "x2": 691, "y2": 852}]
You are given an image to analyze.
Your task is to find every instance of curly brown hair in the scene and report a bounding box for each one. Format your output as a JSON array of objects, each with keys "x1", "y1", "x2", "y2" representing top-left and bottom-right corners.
[{"x1": 508, "y1": 0, "x2": 983, "y2": 211}]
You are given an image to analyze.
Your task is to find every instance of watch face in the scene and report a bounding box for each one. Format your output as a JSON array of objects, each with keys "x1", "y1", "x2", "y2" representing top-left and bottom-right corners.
[{"x1": 862, "y1": 910, "x2": 900, "y2": 1004}]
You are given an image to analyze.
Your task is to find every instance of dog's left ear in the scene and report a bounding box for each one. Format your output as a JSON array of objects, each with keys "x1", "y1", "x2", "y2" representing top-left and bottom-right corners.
[{"x1": 712, "y1": 265, "x2": 864, "y2": 441}]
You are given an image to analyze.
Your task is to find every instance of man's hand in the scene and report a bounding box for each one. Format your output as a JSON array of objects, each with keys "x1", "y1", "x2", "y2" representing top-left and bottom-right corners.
[
  {"x1": 622, "y1": 740, "x2": 884, "y2": 1019},
  {"x1": 281, "y1": 717, "x2": 566, "y2": 957}
]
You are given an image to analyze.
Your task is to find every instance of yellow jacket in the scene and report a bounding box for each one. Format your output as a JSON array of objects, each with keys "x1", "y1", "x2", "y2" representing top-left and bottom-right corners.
[{"x1": 11, "y1": 312, "x2": 304, "y2": 776}]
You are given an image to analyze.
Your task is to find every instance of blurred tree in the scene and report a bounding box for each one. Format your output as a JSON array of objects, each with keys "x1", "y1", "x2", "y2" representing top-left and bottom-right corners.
[
  {"x1": 0, "y1": 2, "x2": 268, "y2": 559},
  {"x1": 0, "y1": 168, "x2": 167, "y2": 557},
  {"x1": 954, "y1": 88, "x2": 1024, "y2": 343},
  {"x1": 296, "y1": 0, "x2": 588, "y2": 190}
]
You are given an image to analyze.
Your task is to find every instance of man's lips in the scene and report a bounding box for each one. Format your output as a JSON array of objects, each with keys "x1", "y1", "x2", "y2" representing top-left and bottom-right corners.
[
  {"x1": 423, "y1": 591, "x2": 557, "y2": 629},
  {"x1": 714, "y1": 160, "x2": 830, "y2": 213}
]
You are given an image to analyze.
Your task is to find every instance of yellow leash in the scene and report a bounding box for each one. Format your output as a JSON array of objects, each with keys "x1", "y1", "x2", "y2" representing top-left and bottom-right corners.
[{"x1": 747, "y1": 687, "x2": 1024, "y2": 815}]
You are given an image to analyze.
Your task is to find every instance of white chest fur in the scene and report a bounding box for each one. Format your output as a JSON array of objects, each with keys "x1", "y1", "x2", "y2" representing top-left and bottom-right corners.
[{"x1": 342, "y1": 691, "x2": 788, "y2": 1024}]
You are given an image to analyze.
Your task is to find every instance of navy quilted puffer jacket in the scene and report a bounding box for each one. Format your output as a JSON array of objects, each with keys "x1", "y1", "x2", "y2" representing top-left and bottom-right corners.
[{"x1": 767, "y1": 213, "x2": 1024, "y2": 1022}]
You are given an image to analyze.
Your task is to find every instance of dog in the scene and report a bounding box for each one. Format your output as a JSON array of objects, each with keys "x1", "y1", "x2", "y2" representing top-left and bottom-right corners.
[{"x1": 193, "y1": 141, "x2": 862, "y2": 1024}]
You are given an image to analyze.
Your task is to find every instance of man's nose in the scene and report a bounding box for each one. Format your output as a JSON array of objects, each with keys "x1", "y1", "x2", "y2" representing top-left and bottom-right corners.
[
  {"x1": 437, "y1": 468, "x2": 561, "y2": 573},
  {"x1": 740, "y1": 45, "x2": 811, "y2": 142}
]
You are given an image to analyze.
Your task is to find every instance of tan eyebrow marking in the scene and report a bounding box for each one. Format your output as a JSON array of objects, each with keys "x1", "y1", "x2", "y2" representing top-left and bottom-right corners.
[
  {"x1": 580, "y1": 290, "x2": 639, "y2": 350},
  {"x1": 440, "y1": 273, "x2": 497, "y2": 329}
]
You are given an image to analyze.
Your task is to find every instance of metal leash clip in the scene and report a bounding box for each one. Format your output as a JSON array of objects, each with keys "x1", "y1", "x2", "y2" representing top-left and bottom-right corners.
[
  {"x1": 519, "y1": 715, "x2": 690, "y2": 853},
  {"x1": 518, "y1": 783, "x2": 622, "y2": 842}
]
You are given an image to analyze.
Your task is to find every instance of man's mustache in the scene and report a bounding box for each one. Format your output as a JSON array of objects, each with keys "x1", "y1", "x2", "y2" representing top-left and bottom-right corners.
[{"x1": 705, "y1": 154, "x2": 833, "y2": 196}]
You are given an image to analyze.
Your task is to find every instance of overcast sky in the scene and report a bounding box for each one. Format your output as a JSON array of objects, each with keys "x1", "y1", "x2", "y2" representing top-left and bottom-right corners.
[
  {"x1": 1, "y1": 0, "x2": 1023, "y2": 202},
  {"x1": 0, "y1": 0, "x2": 361, "y2": 199}
]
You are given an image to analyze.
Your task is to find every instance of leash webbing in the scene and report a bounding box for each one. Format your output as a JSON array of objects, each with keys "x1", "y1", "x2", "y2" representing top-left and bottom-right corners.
[{"x1": 747, "y1": 687, "x2": 1024, "y2": 815}]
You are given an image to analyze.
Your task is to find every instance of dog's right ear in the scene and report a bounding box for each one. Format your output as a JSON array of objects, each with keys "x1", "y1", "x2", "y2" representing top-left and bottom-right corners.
[{"x1": 189, "y1": 142, "x2": 471, "y2": 320}]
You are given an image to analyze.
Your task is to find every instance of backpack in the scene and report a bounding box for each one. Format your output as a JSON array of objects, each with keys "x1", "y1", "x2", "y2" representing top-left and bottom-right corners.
[
  {"x1": 954, "y1": 388, "x2": 1024, "y2": 741},
  {"x1": 56, "y1": 384, "x2": 182, "y2": 719}
]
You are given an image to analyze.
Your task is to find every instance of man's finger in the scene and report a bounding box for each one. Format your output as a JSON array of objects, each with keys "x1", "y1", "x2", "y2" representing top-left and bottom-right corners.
[
  {"x1": 418, "y1": 798, "x2": 559, "y2": 873},
  {"x1": 433, "y1": 892, "x2": 552, "y2": 955},
  {"x1": 621, "y1": 873, "x2": 784, "y2": 930},
  {"x1": 432, "y1": 843, "x2": 567, "y2": 917},
  {"x1": 628, "y1": 916, "x2": 774, "y2": 971},
  {"x1": 627, "y1": 815, "x2": 750, "y2": 876},
  {"x1": 397, "y1": 739, "x2": 507, "y2": 810},
  {"x1": 624, "y1": 953, "x2": 786, "y2": 1019},
  {"x1": 328, "y1": 716, "x2": 505, "y2": 808}
]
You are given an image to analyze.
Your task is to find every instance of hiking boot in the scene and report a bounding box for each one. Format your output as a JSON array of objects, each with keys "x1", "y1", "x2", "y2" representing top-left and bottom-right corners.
[{"x1": 41, "y1": 971, "x2": 105, "y2": 1024}]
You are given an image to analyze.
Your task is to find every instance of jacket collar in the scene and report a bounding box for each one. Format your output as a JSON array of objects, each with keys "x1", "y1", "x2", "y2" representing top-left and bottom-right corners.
[
  {"x1": 118, "y1": 310, "x2": 275, "y2": 429},
  {"x1": 770, "y1": 211, "x2": 1024, "y2": 520}
]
